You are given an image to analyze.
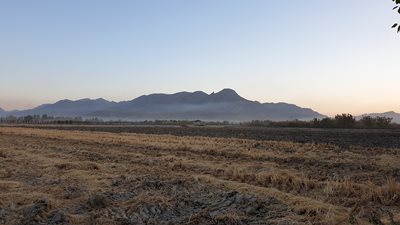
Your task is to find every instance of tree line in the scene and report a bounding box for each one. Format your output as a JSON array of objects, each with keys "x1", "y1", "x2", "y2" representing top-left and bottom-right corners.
[
  {"x1": 244, "y1": 114, "x2": 397, "y2": 129},
  {"x1": 0, "y1": 113, "x2": 397, "y2": 129},
  {"x1": 0, "y1": 115, "x2": 228, "y2": 126},
  {"x1": 0, "y1": 114, "x2": 103, "y2": 125}
]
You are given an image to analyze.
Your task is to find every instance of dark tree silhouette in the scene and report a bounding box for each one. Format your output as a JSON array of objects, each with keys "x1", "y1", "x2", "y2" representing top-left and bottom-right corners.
[
  {"x1": 334, "y1": 114, "x2": 356, "y2": 128},
  {"x1": 392, "y1": 0, "x2": 400, "y2": 33}
]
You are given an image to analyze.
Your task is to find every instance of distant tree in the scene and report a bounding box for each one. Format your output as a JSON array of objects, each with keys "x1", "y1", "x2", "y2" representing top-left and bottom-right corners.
[
  {"x1": 41, "y1": 114, "x2": 48, "y2": 120},
  {"x1": 6, "y1": 115, "x2": 17, "y2": 123},
  {"x1": 359, "y1": 116, "x2": 392, "y2": 128},
  {"x1": 334, "y1": 114, "x2": 356, "y2": 128},
  {"x1": 392, "y1": 0, "x2": 400, "y2": 33},
  {"x1": 359, "y1": 116, "x2": 374, "y2": 128},
  {"x1": 319, "y1": 117, "x2": 335, "y2": 128},
  {"x1": 375, "y1": 116, "x2": 393, "y2": 128},
  {"x1": 23, "y1": 115, "x2": 33, "y2": 123}
]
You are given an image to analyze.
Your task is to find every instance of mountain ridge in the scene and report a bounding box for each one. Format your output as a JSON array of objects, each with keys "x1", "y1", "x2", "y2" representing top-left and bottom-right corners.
[
  {"x1": 87, "y1": 89, "x2": 324, "y2": 121},
  {"x1": 357, "y1": 111, "x2": 400, "y2": 124},
  {"x1": 0, "y1": 89, "x2": 325, "y2": 121},
  {"x1": 9, "y1": 98, "x2": 117, "y2": 117}
]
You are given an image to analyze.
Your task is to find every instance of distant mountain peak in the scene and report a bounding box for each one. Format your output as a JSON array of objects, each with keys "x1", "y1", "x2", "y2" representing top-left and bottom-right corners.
[
  {"x1": 58, "y1": 99, "x2": 72, "y2": 103},
  {"x1": 357, "y1": 111, "x2": 400, "y2": 124},
  {"x1": 80, "y1": 98, "x2": 110, "y2": 103},
  {"x1": 53, "y1": 98, "x2": 111, "y2": 104},
  {"x1": 385, "y1": 111, "x2": 397, "y2": 114},
  {"x1": 78, "y1": 98, "x2": 91, "y2": 101},
  {"x1": 217, "y1": 88, "x2": 237, "y2": 94},
  {"x1": 210, "y1": 88, "x2": 245, "y2": 102},
  {"x1": 360, "y1": 111, "x2": 399, "y2": 116}
]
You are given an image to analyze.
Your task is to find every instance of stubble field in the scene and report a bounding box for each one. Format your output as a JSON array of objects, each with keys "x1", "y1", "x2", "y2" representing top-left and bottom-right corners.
[{"x1": 0, "y1": 126, "x2": 400, "y2": 225}]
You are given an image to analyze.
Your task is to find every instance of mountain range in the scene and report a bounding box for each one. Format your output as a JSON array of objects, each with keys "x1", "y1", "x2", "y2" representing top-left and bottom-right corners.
[
  {"x1": 0, "y1": 88, "x2": 329, "y2": 121},
  {"x1": 357, "y1": 111, "x2": 400, "y2": 124}
]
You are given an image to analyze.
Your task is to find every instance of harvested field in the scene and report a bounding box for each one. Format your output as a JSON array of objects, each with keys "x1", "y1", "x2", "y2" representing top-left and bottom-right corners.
[
  {"x1": 0, "y1": 126, "x2": 400, "y2": 224},
  {"x1": 17, "y1": 124, "x2": 400, "y2": 149}
]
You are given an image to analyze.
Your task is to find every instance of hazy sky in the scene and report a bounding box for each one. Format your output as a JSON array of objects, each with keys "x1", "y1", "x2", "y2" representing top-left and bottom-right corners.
[{"x1": 0, "y1": 0, "x2": 399, "y2": 116}]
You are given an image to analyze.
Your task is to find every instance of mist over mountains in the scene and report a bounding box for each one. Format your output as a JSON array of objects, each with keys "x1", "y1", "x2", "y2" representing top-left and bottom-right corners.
[{"x1": 1, "y1": 89, "x2": 327, "y2": 121}]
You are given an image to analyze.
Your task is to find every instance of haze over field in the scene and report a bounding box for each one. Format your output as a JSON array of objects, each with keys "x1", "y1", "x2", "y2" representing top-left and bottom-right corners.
[{"x1": 0, "y1": 1, "x2": 399, "y2": 116}]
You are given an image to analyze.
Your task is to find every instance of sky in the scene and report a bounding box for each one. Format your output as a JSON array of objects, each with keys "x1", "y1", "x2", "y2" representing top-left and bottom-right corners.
[{"x1": 0, "y1": 0, "x2": 399, "y2": 116}]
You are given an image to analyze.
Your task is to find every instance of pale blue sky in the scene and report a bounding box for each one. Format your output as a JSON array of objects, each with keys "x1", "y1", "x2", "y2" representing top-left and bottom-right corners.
[{"x1": 0, "y1": 0, "x2": 399, "y2": 115}]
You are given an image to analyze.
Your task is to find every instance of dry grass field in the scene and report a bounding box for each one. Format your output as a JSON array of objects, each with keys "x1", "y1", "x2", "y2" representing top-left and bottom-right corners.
[{"x1": 1, "y1": 126, "x2": 400, "y2": 225}]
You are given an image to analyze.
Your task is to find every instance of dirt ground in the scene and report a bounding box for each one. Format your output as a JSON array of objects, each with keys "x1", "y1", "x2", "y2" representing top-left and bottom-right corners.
[{"x1": 0, "y1": 126, "x2": 400, "y2": 225}]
